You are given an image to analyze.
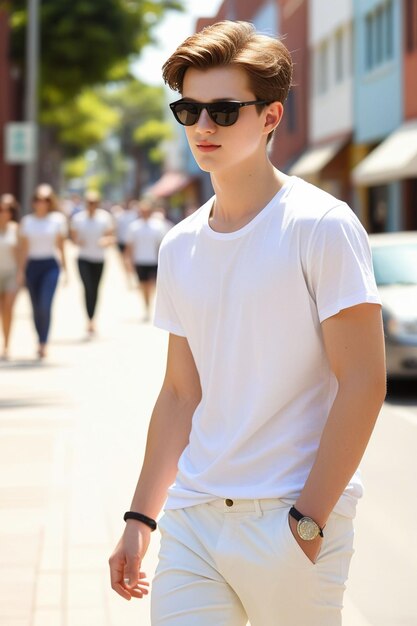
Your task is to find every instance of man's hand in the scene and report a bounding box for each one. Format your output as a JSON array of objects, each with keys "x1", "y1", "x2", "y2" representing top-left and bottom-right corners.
[
  {"x1": 288, "y1": 514, "x2": 323, "y2": 564},
  {"x1": 109, "y1": 521, "x2": 151, "y2": 600}
]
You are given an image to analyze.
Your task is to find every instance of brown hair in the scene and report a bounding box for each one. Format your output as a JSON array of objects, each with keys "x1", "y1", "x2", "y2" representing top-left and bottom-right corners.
[
  {"x1": 162, "y1": 21, "x2": 293, "y2": 105},
  {"x1": 32, "y1": 184, "x2": 60, "y2": 213},
  {"x1": 0, "y1": 193, "x2": 19, "y2": 222}
]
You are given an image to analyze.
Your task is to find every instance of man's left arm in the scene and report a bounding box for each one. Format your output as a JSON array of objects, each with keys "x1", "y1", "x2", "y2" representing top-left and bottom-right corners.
[{"x1": 291, "y1": 302, "x2": 386, "y2": 562}]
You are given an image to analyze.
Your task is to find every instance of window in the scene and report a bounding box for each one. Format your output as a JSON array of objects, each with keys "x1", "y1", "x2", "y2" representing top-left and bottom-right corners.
[
  {"x1": 318, "y1": 41, "x2": 329, "y2": 94},
  {"x1": 335, "y1": 29, "x2": 344, "y2": 82},
  {"x1": 385, "y1": 0, "x2": 394, "y2": 58},
  {"x1": 365, "y1": 13, "x2": 374, "y2": 69},
  {"x1": 364, "y1": 1, "x2": 394, "y2": 71},
  {"x1": 375, "y1": 6, "x2": 384, "y2": 64}
]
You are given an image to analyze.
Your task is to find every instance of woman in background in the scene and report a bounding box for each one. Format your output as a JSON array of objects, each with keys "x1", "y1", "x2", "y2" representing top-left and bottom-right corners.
[
  {"x1": 70, "y1": 190, "x2": 114, "y2": 336},
  {"x1": 18, "y1": 184, "x2": 67, "y2": 359},
  {"x1": 0, "y1": 194, "x2": 19, "y2": 358}
]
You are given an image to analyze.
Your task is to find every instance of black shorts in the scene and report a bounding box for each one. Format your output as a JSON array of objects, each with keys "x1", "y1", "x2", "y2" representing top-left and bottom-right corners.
[{"x1": 135, "y1": 264, "x2": 158, "y2": 282}]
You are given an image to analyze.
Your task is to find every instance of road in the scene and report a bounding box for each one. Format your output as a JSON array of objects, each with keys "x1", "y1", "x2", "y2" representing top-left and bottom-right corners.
[
  {"x1": 0, "y1": 244, "x2": 416, "y2": 626},
  {"x1": 348, "y1": 381, "x2": 417, "y2": 626}
]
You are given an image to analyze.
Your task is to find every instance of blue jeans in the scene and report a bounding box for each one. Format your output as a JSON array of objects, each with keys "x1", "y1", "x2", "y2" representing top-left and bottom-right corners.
[{"x1": 25, "y1": 258, "x2": 60, "y2": 344}]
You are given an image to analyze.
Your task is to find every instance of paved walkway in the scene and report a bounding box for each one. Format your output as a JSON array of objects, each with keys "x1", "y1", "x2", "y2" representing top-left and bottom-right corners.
[{"x1": 0, "y1": 244, "x2": 370, "y2": 626}]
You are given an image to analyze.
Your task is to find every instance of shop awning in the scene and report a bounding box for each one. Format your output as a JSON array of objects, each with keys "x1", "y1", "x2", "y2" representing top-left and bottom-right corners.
[
  {"x1": 288, "y1": 139, "x2": 346, "y2": 178},
  {"x1": 148, "y1": 171, "x2": 193, "y2": 198},
  {"x1": 352, "y1": 120, "x2": 417, "y2": 186}
]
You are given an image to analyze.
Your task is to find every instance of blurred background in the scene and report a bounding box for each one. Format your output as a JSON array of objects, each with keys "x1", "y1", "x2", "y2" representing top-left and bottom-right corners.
[
  {"x1": 1, "y1": 0, "x2": 416, "y2": 228},
  {"x1": 0, "y1": 2, "x2": 417, "y2": 626}
]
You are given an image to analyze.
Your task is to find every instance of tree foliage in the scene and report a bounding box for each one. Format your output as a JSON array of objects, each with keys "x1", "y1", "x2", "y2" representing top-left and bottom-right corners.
[
  {"x1": 104, "y1": 78, "x2": 170, "y2": 152},
  {"x1": 103, "y1": 77, "x2": 173, "y2": 189},
  {"x1": 1, "y1": 0, "x2": 183, "y2": 191},
  {"x1": 5, "y1": 0, "x2": 183, "y2": 101},
  {"x1": 42, "y1": 90, "x2": 120, "y2": 152}
]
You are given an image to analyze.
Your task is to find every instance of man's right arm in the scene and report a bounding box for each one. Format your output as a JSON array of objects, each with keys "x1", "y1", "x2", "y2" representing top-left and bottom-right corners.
[{"x1": 109, "y1": 333, "x2": 201, "y2": 600}]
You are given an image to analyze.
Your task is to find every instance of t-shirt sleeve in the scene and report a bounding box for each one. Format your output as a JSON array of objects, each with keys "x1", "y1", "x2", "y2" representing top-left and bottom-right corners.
[
  {"x1": 307, "y1": 204, "x2": 381, "y2": 323},
  {"x1": 153, "y1": 243, "x2": 186, "y2": 337}
]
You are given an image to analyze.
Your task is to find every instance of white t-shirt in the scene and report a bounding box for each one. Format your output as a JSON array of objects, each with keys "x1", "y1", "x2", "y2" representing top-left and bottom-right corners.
[
  {"x1": 71, "y1": 209, "x2": 113, "y2": 262},
  {"x1": 154, "y1": 177, "x2": 381, "y2": 518},
  {"x1": 126, "y1": 218, "x2": 168, "y2": 265},
  {"x1": 20, "y1": 213, "x2": 67, "y2": 259},
  {"x1": 115, "y1": 209, "x2": 138, "y2": 244},
  {"x1": 0, "y1": 222, "x2": 18, "y2": 273}
]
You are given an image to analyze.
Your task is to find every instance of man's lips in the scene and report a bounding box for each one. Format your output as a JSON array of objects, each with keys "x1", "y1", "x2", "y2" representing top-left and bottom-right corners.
[{"x1": 196, "y1": 143, "x2": 221, "y2": 152}]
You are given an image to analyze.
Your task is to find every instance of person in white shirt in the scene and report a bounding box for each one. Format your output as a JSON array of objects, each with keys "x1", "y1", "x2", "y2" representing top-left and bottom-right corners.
[
  {"x1": 0, "y1": 194, "x2": 19, "y2": 358},
  {"x1": 114, "y1": 200, "x2": 139, "y2": 288},
  {"x1": 109, "y1": 22, "x2": 386, "y2": 626},
  {"x1": 125, "y1": 199, "x2": 169, "y2": 321},
  {"x1": 18, "y1": 184, "x2": 67, "y2": 359},
  {"x1": 70, "y1": 190, "x2": 114, "y2": 336}
]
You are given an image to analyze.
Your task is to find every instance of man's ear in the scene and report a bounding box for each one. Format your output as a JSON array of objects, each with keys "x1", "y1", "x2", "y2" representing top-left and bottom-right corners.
[{"x1": 264, "y1": 102, "x2": 284, "y2": 135}]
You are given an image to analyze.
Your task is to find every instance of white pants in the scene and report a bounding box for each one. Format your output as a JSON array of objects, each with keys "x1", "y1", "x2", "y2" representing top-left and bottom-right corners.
[{"x1": 151, "y1": 498, "x2": 354, "y2": 626}]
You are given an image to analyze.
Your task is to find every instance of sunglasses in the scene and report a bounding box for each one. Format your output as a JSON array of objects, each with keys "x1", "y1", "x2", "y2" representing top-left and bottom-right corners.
[
  {"x1": 169, "y1": 99, "x2": 270, "y2": 127},
  {"x1": 33, "y1": 196, "x2": 51, "y2": 202}
]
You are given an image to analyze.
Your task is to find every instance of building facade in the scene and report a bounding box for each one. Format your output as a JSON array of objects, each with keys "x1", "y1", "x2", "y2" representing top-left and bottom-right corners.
[
  {"x1": 289, "y1": 0, "x2": 354, "y2": 205},
  {"x1": 351, "y1": 0, "x2": 407, "y2": 231},
  {"x1": 402, "y1": 0, "x2": 417, "y2": 229},
  {"x1": 270, "y1": 0, "x2": 309, "y2": 174},
  {"x1": 175, "y1": 0, "x2": 416, "y2": 231}
]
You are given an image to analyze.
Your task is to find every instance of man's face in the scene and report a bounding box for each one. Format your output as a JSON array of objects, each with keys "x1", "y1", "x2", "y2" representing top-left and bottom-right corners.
[{"x1": 181, "y1": 66, "x2": 270, "y2": 174}]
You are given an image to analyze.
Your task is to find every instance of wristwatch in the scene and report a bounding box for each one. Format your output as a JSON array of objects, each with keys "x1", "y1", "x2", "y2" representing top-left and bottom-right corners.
[{"x1": 289, "y1": 506, "x2": 324, "y2": 541}]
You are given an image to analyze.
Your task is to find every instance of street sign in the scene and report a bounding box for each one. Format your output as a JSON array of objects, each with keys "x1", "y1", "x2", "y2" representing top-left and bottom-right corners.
[{"x1": 4, "y1": 122, "x2": 38, "y2": 164}]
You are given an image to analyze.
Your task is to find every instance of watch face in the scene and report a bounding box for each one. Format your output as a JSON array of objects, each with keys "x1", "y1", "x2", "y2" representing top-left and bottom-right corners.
[{"x1": 297, "y1": 517, "x2": 320, "y2": 541}]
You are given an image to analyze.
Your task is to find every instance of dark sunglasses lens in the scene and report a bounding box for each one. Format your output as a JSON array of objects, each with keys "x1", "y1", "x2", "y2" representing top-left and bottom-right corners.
[
  {"x1": 209, "y1": 102, "x2": 239, "y2": 126},
  {"x1": 173, "y1": 102, "x2": 199, "y2": 126}
]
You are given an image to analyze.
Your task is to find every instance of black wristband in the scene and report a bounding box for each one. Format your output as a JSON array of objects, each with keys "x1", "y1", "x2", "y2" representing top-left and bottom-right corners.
[{"x1": 123, "y1": 511, "x2": 157, "y2": 531}]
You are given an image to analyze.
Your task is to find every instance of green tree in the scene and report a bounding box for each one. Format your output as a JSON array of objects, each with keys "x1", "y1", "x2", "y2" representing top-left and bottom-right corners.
[
  {"x1": 103, "y1": 78, "x2": 173, "y2": 195},
  {"x1": 2, "y1": 0, "x2": 183, "y2": 187},
  {"x1": 5, "y1": 0, "x2": 183, "y2": 100},
  {"x1": 42, "y1": 90, "x2": 120, "y2": 152}
]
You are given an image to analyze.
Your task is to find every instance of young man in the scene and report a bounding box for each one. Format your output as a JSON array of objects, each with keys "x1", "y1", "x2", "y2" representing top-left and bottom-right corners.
[{"x1": 109, "y1": 21, "x2": 386, "y2": 626}]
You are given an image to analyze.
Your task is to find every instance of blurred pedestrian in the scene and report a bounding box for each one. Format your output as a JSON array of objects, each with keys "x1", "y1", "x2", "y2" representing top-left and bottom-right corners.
[
  {"x1": 109, "y1": 21, "x2": 386, "y2": 626},
  {"x1": 18, "y1": 184, "x2": 67, "y2": 359},
  {"x1": 68, "y1": 193, "x2": 84, "y2": 218},
  {"x1": 70, "y1": 190, "x2": 114, "y2": 336},
  {"x1": 125, "y1": 199, "x2": 169, "y2": 321},
  {"x1": 114, "y1": 200, "x2": 139, "y2": 288},
  {"x1": 151, "y1": 199, "x2": 175, "y2": 233},
  {"x1": 0, "y1": 194, "x2": 19, "y2": 358}
]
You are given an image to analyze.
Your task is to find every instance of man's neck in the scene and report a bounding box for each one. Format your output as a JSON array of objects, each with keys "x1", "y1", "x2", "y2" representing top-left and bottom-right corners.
[{"x1": 209, "y1": 160, "x2": 288, "y2": 233}]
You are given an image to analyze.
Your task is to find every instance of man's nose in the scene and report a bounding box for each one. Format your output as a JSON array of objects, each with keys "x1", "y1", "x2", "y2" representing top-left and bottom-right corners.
[{"x1": 195, "y1": 107, "x2": 216, "y2": 132}]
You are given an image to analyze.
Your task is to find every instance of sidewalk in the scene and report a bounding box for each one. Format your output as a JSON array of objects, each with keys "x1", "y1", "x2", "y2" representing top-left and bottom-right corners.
[{"x1": 0, "y1": 244, "x2": 371, "y2": 626}]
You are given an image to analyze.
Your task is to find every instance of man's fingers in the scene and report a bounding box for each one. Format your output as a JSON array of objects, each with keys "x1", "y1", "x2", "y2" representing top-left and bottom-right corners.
[
  {"x1": 113, "y1": 582, "x2": 133, "y2": 601},
  {"x1": 109, "y1": 554, "x2": 136, "y2": 600},
  {"x1": 128, "y1": 584, "x2": 150, "y2": 599},
  {"x1": 124, "y1": 557, "x2": 142, "y2": 588}
]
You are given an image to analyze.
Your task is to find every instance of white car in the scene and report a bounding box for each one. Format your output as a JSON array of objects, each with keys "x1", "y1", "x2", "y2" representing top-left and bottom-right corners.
[{"x1": 370, "y1": 231, "x2": 417, "y2": 378}]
